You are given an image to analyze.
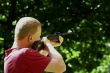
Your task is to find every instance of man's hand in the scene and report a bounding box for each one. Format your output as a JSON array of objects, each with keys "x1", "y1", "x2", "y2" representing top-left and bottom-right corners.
[
  {"x1": 39, "y1": 49, "x2": 48, "y2": 56},
  {"x1": 51, "y1": 36, "x2": 64, "y2": 47},
  {"x1": 39, "y1": 37, "x2": 50, "y2": 56},
  {"x1": 39, "y1": 36, "x2": 64, "y2": 56}
]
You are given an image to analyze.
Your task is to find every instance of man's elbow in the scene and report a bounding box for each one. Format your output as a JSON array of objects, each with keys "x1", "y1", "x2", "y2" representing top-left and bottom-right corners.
[
  {"x1": 60, "y1": 63, "x2": 66, "y2": 72},
  {"x1": 56, "y1": 61, "x2": 66, "y2": 72}
]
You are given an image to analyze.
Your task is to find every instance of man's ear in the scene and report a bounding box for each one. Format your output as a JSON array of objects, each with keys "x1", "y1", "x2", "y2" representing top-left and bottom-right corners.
[{"x1": 28, "y1": 35, "x2": 33, "y2": 42}]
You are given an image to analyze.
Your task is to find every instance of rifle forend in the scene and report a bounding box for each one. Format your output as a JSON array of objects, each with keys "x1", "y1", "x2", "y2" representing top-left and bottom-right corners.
[{"x1": 47, "y1": 32, "x2": 72, "y2": 41}]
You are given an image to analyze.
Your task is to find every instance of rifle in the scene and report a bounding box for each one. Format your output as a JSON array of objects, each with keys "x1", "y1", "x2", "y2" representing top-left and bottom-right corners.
[{"x1": 32, "y1": 32, "x2": 72, "y2": 51}]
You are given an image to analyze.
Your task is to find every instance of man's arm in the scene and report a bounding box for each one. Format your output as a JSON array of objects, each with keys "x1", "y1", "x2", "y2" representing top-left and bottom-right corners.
[{"x1": 42, "y1": 37, "x2": 66, "y2": 73}]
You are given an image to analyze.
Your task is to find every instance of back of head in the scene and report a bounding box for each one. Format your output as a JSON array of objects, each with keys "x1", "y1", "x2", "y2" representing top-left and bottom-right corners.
[{"x1": 15, "y1": 17, "x2": 41, "y2": 41}]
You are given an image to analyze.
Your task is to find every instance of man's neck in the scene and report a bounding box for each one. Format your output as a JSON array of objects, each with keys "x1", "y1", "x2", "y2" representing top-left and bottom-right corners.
[
  {"x1": 11, "y1": 41, "x2": 18, "y2": 48},
  {"x1": 11, "y1": 40, "x2": 29, "y2": 49}
]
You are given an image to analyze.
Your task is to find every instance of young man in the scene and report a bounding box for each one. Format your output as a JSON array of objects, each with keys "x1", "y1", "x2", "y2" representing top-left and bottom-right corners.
[{"x1": 4, "y1": 17, "x2": 66, "y2": 73}]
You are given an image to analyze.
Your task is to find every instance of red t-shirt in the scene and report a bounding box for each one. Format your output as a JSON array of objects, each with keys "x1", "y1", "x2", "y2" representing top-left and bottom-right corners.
[{"x1": 4, "y1": 48, "x2": 51, "y2": 73}]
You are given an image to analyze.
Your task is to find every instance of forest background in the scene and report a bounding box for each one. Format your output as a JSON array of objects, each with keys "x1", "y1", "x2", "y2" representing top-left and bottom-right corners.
[{"x1": 0, "y1": 0, "x2": 110, "y2": 73}]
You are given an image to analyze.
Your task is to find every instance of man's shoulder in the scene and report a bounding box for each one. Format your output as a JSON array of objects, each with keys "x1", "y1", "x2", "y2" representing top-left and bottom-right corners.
[
  {"x1": 24, "y1": 48, "x2": 41, "y2": 56},
  {"x1": 5, "y1": 48, "x2": 14, "y2": 56},
  {"x1": 5, "y1": 48, "x2": 35, "y2": 56},
  {"x1": 13, "y1": 48, "x2": 38, "y2": 56},
  {"x1": 24, "y1": 48, "x2": 37, "y2": 53}
]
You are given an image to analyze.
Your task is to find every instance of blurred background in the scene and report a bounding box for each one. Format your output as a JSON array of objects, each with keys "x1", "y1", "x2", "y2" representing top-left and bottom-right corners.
[{"x1": 0, "y1": 0, "x2": 110, "y2": 73}]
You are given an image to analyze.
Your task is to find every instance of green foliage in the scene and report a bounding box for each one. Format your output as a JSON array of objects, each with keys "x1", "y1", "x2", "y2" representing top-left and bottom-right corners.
[
  {"x1": 91, "y1": 55, "x2": 110, "y2": 73},
  {"x1": 0, "y1": 37, "x2": 4, "y2": 73},
  {"x1": 0, "y1": 0, "x2": 110, "y2": 73}
]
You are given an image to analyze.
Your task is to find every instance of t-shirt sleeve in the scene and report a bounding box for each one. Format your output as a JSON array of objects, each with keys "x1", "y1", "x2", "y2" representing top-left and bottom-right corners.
[{"x1": 23, "y1": 49, "x2": 51, "y2": 73}]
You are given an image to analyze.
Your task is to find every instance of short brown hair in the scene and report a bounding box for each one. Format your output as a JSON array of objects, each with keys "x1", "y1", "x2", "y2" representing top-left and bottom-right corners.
[{"x1": 15, "y1": 17, "x2": 41, "y2": 40}]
